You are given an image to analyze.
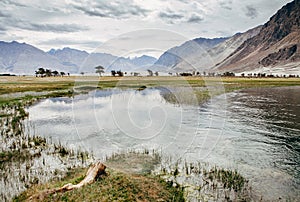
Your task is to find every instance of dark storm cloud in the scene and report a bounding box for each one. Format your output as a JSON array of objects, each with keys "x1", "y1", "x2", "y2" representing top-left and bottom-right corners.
[
  {"x1": 41, "y1": 38, "x2": 100, "y2": 47},
  {"x1": 18, "y1": 22, "x2": 88, "y2": 33},
  {"x1": 2, "y1": 16, "x2": 88, "y2": 33},
  {"x1": 245, "y1": 5, "x2": 258, "y2": 19},
  {"x1": 219, "y1": 0, "x2": 233, "y2": 10},
  {"x1": 0, "y1": 26, "x2": 7, "y2": 31},
  {"x1": 187, "y1": 14, "x2": 204, "y2": 23},
  {"x1": 73, "y1": 1, "x2": 148, "y2": 18},
  {"x1": 158, "y1": 10, "x2": 184, "y2": 24},
  {"x1": 159, "y1": 11, "x2": 184, "y2": 20},
  {"x1": 0, "y1": 11, "x2": 11, "y2": 18},
  {"x1": 174, "y1": 0, "x2": 190, "y2": 4},
  {"x1": 159, "y1": 10, "x2": 203, "y2": 24},
  {"x1": 0, "y1": 1, "x2": 87, "y2": 34},
  {"x1": 1, "y1": 0, "x2": 27, "y2": 7}
]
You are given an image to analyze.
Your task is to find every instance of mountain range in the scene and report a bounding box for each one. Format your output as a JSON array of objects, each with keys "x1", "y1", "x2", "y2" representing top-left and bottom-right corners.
[
  {"x1": 157, "y1": 0, "x2": 300, "y2": 74},
  {"x1": 0, "y1": 42, "x2": 157, "y2": 74},
  {"x1": 0, "y1": 0, "x2": 299, "y2": 75},
  {"x1": 213, "y1": 0, "x2": 300, "y2": 74},
  {"x1": 171, "y1": 26, "x2": 262, "y2": 72}
]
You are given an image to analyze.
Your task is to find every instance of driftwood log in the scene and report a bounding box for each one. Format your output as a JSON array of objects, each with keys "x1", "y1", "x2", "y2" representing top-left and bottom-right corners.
[{"x1": 27, "y1": 162, "x2": 106, "y2": 201}]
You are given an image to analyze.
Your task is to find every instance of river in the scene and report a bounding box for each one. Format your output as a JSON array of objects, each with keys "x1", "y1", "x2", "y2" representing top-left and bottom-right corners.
[{"x1": 26, "y1": 86, "x2": 300, "y2": 201}]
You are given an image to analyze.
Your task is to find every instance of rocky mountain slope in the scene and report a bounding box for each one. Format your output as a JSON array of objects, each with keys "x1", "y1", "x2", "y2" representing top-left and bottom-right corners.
[
  {"x1": 152, "y1": 37, "x2": 227, "y2": 71},
  {"x1": 173, "y1": 26, "x2": 262, "y2": 72},
  {"x1": 214, "y1": 0, "x2": 300, "y2": 73}
]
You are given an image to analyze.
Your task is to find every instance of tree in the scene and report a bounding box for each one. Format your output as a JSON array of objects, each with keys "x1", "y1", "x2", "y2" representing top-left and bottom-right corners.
[
  {"x1": 111, "y1": 70, "x2": 123, "y2": 76},
  {"x1": 36, "y1": 67, "x2": 45, "y2": 77},
  {"x1": 52, "y1": 70, "x2": 59, "y2": 77},
  {"x1": 60, "y1": 72, "x2": 66, "y2": 77},
  {"x1": 80, "y1": 72, "x2": 85, "y2": 76},
  {"x1": 147, "y1": 69, "x2": 153, "y2": 76},
  {"x1": 117, "y1": 70, "x2": 123, "y2": 77},
  {"x1": 45, "y1": 69, "x2": 52, "y2": 77},
  {"x1": 95, "y1": 65, "x2": 105, "y2": 76}
]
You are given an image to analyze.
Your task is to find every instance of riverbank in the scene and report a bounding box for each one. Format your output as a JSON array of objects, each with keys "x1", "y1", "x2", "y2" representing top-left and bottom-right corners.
[
  {"x1": 1, "y1": 75, "x2": 300, "y2": 96},
  {"x1": 0, "y1": 91, "x2": 92, "y2": 201},
  {"x1": 14, "y1": 151, "x2": 252, "y2": 201},
  {"x1": 1, "y1": 75, "x2": 300, "y2": 105},
  {"x1": 14, "y1": 151, "x2": 185, "y2": 202}
]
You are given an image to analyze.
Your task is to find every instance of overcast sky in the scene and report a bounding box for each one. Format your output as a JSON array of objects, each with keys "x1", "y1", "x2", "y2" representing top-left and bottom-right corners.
[{"x1": 0, "y1": 0, "x2": 292, "y2": 57}]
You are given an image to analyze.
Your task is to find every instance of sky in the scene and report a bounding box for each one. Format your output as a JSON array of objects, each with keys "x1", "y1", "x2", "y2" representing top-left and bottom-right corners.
[{"x1": 0, "y1": 0, "x2": 292, "y2": 57}]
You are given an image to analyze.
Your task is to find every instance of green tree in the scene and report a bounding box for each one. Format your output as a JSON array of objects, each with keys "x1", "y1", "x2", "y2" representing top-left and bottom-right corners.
[
  {"x1": 36, "y1": 67, "x2": 45, "y2": 77},
  {"x1": 147, "y1": 69, "x2": 153, "y2": 76},
  {"x1": 52, "y1": 70, "x2": 59, "y2": 77},
  {"x1": 45, "y1": 69, "x2": 52, "y2": 77},
  {"x1": 95, "y1": 65, "x2": 105, "y2": 76}
]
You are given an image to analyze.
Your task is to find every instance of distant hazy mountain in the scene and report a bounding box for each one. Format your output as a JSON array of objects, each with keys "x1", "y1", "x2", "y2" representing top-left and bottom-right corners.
[
  {"x1": 0, "y1": 42, "x2": 157, "y2": 74},
  {"x1": 0, "y1": 41, "x2": 74, "y2": 74},
  {"x1": 48, "y1": 47, "x2": 89, "y2": 70},
  {"x1": 81, "y1": 53, "x2": 157, "y2": 73},
  {"x1": 152, "y1": 37, "x2": 227, "y2": 71},
  {"x1": 130, "y1": 55, "x2": 157, "y2": 68},
  {"x1": 214, "y1": 0, "x2": 300, "y2": 73}
]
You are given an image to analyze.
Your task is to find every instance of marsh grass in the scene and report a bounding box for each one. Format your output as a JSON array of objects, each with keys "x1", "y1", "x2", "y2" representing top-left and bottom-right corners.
[
  {"x1": 1, "y1": 76, "x2": 300, "y2": 201},
  {"x1": 105, "y1": 149, "x2": 162, "y2": 175},
  {"x1": 14, "y1": 151, "x2": 184, "y2": 202},
  {"x1": 0, "y1": 94, "x2": 93, "y2": 201},
  {"x1": 157, "y1": 158, "x2": 252, "y2": 201}
]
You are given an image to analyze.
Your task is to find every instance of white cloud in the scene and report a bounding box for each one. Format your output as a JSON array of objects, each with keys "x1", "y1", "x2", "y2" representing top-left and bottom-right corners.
[
  {"x1": 71, "y1": 0, "x2": 149, "y2": 19},
  {"x1": 0, "y1": 0, "x2": 292, "y2": 55}
]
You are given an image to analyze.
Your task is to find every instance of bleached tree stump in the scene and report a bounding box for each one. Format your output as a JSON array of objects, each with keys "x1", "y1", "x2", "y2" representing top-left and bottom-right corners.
[{"x1": 27, "y1": 162, "x2": 106, "y2": 201}]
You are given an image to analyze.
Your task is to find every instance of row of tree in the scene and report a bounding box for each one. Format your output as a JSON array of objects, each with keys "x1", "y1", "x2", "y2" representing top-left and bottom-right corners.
[
  {"x1": 37, "y1": 65, "x2": 299, "y2": 79},
  {"x1": 35, "y1": 68, "x2": 69, "y2": 77},
  {"x1": 241, "y1": 73, "x2": 299, "y2": 78}
]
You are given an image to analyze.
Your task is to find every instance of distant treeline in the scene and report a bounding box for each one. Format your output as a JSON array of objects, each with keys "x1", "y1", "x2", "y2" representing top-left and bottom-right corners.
[
  {"x1": 35, "y1": 67, "x2": 69, "y2": 77},
  {"x1": 174, "y1": 71, "x2": 299, "y2": 78},
  {"x1": 240, "y1": 73, "x2": 299, "y2": 78},
  {"x1": 0, "y1": 73, "x2": 16, "y2": 76}
]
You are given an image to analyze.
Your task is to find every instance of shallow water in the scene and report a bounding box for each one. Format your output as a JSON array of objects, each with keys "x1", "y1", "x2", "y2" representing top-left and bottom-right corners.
[{"x1": 26, "y1": 86, "x2": 300, "y2": 200}]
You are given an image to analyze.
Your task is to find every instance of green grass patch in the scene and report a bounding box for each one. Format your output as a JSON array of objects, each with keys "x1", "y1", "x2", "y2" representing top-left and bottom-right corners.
[{"x1": 14, "y1": 167, "x2": 184, "y2": 202}]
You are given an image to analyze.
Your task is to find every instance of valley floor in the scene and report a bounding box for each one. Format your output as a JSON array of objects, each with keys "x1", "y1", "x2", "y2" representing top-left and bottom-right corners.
[{"x1": 1, "y1": 75, "x2": 300, "y2": 201}]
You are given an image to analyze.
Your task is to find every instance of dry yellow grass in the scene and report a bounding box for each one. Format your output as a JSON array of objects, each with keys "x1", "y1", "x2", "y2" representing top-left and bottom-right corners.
[{"x1": 1, "y1": 75, "x2": 299, "y2": 98}]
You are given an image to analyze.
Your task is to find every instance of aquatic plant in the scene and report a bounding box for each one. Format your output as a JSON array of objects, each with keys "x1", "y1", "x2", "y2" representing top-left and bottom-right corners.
[
  {"x1": 0, "y1": 98, "x2": 93, "y2": 201},
  {"x1": 156, "y1": 158, "x2": 252, "y2": 201}
]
